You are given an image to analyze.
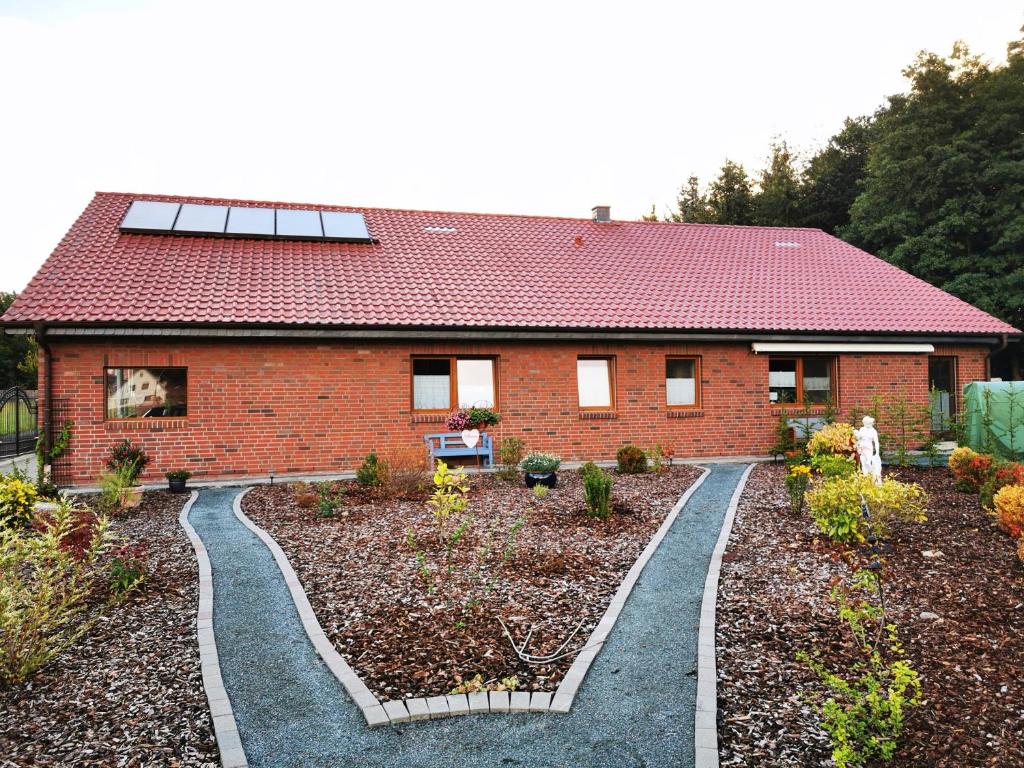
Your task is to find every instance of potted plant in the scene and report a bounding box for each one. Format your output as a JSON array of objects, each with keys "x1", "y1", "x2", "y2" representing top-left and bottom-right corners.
[
  {"x1": 106, "y1": 439, "x2": 150, "y2": 508},
  {"x1": 446, "y1": 407, "x2": 501, "y2": 432},
  {"x1": 520, "y1": 451, "x2": 561, "y2": 489},
  {"x1": 165, "y1": 469, "x2": 192, "y2": 493}
]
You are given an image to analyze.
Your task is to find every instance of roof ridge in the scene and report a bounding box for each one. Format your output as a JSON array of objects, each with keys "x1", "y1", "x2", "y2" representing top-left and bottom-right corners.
[{"x1": 91, "y1": 191, "x2": 824, "y2": 232}]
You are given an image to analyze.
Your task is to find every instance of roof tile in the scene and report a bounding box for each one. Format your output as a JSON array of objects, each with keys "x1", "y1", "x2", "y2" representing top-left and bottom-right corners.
[{"x1": 1, "y1": 191, "x2": 1018, "y2": 336}]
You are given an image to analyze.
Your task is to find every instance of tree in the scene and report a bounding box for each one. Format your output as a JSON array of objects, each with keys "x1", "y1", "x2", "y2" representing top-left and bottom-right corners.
[
  {"x1": 842, "y1": 36, "x2": 1024, "y2": 333},
  {"x1": 705, "y1": 160, "x2": 755, "y2": 225},
  {"x1": 672, "y1": 175, "x2": 713, "y2": 223},
  {"x1": 0, "y1": 293, "x2": 36, "y2": 390},
  {"x1": 753, "y1": 140, "x2": 802, "y2": 227},
  {"x1": 798, "y1": 117, "x2": 877, "y2": 233}
]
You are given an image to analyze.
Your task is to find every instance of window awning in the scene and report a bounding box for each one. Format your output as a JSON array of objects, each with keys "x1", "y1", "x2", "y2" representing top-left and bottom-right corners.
[{"x1": 751, "y1": 342, "x2": 935, "y2": 354}]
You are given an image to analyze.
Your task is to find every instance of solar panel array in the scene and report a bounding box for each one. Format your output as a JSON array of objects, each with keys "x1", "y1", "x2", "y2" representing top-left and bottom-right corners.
[{"x1": 119, "y1": 200, "x2": 374, "y2": 243}]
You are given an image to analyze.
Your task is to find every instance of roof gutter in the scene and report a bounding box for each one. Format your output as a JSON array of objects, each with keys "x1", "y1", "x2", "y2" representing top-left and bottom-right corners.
[{"x1": 3, "y1": 324, "x2": 1015, "y2": 347}]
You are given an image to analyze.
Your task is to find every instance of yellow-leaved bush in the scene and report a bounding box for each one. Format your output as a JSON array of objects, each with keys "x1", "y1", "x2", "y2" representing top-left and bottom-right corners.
[
  {"x1": 807, "y1": 423, "x2": 856, "y2": 457},
  {"x1": 1, "y1": 497, "x2": 115, "y2": 685},
  {"x1": 992, "y1": 484, "x2": 1024, "y2": 540},
  {"x1": 805, "y1": 474, "x2": 927, "y2": 544},
  {"x1": 0, "y1": 476, "x2": 39, "y2": 528}
]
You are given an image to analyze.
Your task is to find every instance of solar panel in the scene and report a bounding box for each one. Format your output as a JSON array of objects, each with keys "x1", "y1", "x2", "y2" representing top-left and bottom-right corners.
[
  {"x1": 321, "y1": 211, "x2": 372, "y2": 241},
  {"x1": 120, "y1": 201, "x2": 180, "y2": 232},
  {"x1": 120, "y1": 200, "x2": 375, "y2": 243},
  {"x1": 226, "y1": 206, "x2": 275, "y2": 236},
  {"x1": 174, "y1": 204, "x2": 227, "y2": 234},
  {"x1": 276, "y1": 208, "x2": 323, "y2": 238}
]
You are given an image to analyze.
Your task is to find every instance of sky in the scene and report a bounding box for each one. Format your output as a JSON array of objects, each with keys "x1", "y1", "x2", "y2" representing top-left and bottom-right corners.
[{"x1": 0, "y1": 0, "x2": 1021, "y2": 293}]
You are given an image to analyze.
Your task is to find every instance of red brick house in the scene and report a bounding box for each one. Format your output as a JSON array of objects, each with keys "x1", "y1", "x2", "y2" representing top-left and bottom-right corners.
[{"x1": 2, "y1": 192, "x2": 1018, "y2": 485}]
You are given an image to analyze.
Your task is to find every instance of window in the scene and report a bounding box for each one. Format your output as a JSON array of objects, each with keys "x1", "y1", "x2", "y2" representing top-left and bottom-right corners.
[
  {"x1": 768, "y1": 356, "x2": 834, "y2": 405},
  {"x1": 411, "y1": 357, "x2": 496, "y2": 412},
  {"x1": 666, "y1": 357, "x2": 700, "y2": 407},
  {"x1": 105, "y1": 367, "x2": 187, "y2": 419},
  {"x1": 577, "y1": 357, "x2": 614, "y2": 409}
]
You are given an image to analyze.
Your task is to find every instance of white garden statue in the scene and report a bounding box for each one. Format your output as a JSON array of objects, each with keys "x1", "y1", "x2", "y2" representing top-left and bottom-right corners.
[{"x1": 854, "y1": 415, "x2": 883, "y2": 485}]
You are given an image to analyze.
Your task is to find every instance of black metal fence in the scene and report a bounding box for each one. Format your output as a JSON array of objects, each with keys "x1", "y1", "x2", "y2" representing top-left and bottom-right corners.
[
  {"x1": 48, "y1": 397, "x2": 72, "y2": 487},
  {"x1": 0, "y1": 387, "x2": 37, "y2": 460}
]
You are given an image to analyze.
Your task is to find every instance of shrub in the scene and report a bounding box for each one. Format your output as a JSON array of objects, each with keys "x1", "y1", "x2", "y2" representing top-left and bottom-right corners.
[
  {"x1": 805, "y1": 474, "x2": 927, "y2": 544},
  {"x1": 647, "y1": 445, "x2": 666, "y2": 473},
  {"x1": 616, "y1": 444, "x2": 648, "y2": 474},
  {"x1": 582, "y1": 465, "x2": 613, "y2": 518},
  {"x1": 356, "y1": 452, "x2": 385, "y2": 487},
  {"x1": 316, "y1": 482, "x2": 342, "y2": 518},
  {"x1": 108, "y1": 543, "x2": 148, "y2": 596},
  {"x1": 292, "y1": 481, "x2": 317, "y2": 509},
  {"x1": 106, "y1": 439, "x2": 149, "y2": 485},
  {"x1": 979, "y1": 461, "x2": 1024, "y2": 510},
  {"x1": 807, "y1": 422, "x2": 856, "y2": 457},
  {"x1": 532, "y1": 484, "x2": 549, "y2": 499},
  {"x1": 381, "y1": 445, "x2": 430, "y2": 497},
  {"x1": 784, "y1": 464, "x2": 811, "y2": 514},
  {"x1": 0, "y1": 498, "x2": 115, "y2": 685},
  {"x1": 0, "y1": 475, "x2": 39, "y2": 529},
  {"x1": 993, "y1": 484, "x2": 1024, "y2": 539},
  {"x1": 164, "y1": 469, "x2": 192, "y2": 481},
  {"x1": 811, "y1": 453, "x2": 858, "y2": 479},
  {"x1": 770, "y1": 411, "x2": 796, "y2": 457},
  {"x1": 799, "y1": 571, "x2": 922, "y2": 768},
  {"x1": 96, "y1": 463, "x2": 139, "y2": 515},
  {"x1": 520, "y1": 452, "x2": 560, "y2": 474},
  {"x1": 497, "y1": 436, "x2": 526, "y2": 481},
  {"x1": 948, "y1": 446, "x2": 992, "y2": 493}
]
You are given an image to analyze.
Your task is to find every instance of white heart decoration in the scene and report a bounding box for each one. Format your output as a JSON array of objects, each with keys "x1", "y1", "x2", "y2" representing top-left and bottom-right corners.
[{"x1": 461, "y1": 429, "x2": 481, "y2": 448}]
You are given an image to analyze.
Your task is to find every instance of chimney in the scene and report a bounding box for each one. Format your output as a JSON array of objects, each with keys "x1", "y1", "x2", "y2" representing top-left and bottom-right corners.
[{"x1": 591, "y1": 205, "x2": 611, "y2": 223}]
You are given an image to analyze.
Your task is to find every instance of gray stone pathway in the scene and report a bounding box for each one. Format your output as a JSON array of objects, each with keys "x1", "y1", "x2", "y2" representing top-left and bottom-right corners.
[{"x1": 187, "y1": 462, "x2": 751, "y2": 768}]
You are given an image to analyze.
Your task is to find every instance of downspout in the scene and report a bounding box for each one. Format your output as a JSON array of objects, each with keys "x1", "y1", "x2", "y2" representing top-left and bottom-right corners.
[{"x1": 986, "y1": 333, "x2": 1009, "y2": 380}]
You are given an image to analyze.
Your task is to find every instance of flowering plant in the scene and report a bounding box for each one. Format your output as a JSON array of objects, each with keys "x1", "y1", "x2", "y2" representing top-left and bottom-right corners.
[{"x1": 446, "y1": 407, "x2": 500, "y2": 431}]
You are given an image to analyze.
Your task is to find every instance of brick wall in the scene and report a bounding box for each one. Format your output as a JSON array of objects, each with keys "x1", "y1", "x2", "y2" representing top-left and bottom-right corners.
[{"x1": 42, "y1": 338, "x2": 990, "y2": 485}]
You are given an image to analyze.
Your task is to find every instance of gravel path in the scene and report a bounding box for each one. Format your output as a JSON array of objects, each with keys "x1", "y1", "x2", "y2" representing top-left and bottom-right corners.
[{"x1": 189, "y1": 463, "x2": 751, "y2": 768}]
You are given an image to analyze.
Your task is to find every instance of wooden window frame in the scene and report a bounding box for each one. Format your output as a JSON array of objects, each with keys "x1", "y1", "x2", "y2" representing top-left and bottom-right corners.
[
  {"x1": 665, "y1": 355, "x2": 702, "y2": 410},
  {"x1": 768, "y1": 355, "x2": 837, "y2": 407},
  {"x1": 410, "y1": 355, "x2": 499, "y2": 414},
  {"x1": 103, "y1": 366, "x2": 188, "y2": 421},
  {"x1": 577, "y1": 355, "x2": 617, "y2": 412}
]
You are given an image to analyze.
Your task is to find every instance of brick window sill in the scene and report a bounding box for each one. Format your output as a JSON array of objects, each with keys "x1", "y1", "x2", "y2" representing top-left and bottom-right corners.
[
  {"x1": 411, "y1": 413, "x2": 447, "y2": 424},
  {"x1": 579, "y1": 410, "x2": 617, "y2": 420},
  {"x1": 769, "y1": 406, "x2": 830, "y2": 417},
  {"x1": 105, "y1": 418, "x2": 188, "y2": 432},
  {"x1": 667, "y1": 409, "x2": 704, "y2": 418}
]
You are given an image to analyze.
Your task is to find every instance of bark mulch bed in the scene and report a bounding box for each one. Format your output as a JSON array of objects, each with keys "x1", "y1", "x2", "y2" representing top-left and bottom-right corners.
[
  {"x1": 717, "y1": 462, "x2": 1024, "y2": 768},
  {"x1": 241, "y1": 464, "x2": 702, "y2": 701},
  {"x1": 0, "y1": 492, "x2": 219, "y2": 768}
]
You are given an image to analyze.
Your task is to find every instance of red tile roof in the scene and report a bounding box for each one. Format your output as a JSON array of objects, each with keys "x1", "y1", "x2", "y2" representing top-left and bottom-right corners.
[{"x1": 2, "y1": 191, "x2": 1018, "y2": 336}]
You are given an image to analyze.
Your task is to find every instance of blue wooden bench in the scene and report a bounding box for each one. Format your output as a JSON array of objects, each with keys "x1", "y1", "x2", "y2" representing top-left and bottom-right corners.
[{"x1": 423, "y1": 432, "x2": 495, "y2": 467}]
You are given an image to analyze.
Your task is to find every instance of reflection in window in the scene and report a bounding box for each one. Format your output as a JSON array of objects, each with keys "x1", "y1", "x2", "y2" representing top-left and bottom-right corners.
[
  {"x1": 768, "y1": 357, "x2": 834, "y2": 405},
  {"x1": 577, "y1": 358, "x2": 613, "y2": 408},
  {"x1": 456, "y1": 359, "x2": 495, "y2": 408},
  {"x1": 105, "y1": 367, "x2": 187, "y2": 418}
]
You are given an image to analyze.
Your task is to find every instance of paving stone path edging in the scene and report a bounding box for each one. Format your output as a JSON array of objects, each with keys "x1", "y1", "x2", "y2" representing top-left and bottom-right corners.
[
  {"x1": 230, "y1": 468, "x2": 711, "y2": 724},
  {"x1": 693, "y1": 462, "x2": 756, "y2": 768},
  {"x1": 187, "y1": 463, "x2": 751, "y2": 768},
  {"x1": 177, "y1": 491, "x2": 248, "y2": 768}
]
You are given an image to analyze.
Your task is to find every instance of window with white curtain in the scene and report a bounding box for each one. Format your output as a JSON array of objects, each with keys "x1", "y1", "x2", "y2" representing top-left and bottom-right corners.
[
  {"x1": 577, "y1": 357, "x2": 614, "y2": 409},
  {"x1": 666, "y1": 357, "x2": 699, "y2": 407},
  {"x1": 412, "y1": 357, "x2": 497, "y2": 412}
]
